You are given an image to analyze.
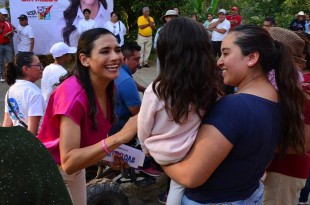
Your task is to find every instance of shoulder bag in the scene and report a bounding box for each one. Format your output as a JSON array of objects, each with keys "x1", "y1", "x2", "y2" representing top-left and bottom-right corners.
[
  {"x1": 6, "y1": 91, "x2": 28, "y2": 129},
  {"x1": 115, "y1": 21, "x2": 121, "y2": 44}
]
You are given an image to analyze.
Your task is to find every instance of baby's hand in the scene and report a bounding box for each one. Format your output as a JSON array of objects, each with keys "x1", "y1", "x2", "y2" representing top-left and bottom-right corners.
[
  {"x1": 108, "y1": 154, "x2": 129, "y2": 170},
  {"x1": 144, "y1": 152, "x2": 151, "y2": 157}
]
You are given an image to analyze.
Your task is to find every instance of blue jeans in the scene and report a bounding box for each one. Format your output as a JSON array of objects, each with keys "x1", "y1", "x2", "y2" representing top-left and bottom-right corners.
[
  {"x1": 0, "y1": 43, "x2": 13, "y2": 75},
  {"x1": 182, "y1": 181, "x2": 263, "y2": 205}
]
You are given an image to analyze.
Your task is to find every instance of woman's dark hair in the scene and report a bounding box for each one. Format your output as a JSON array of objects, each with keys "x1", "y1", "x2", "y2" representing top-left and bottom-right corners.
[
  {"x1": 61, "y1": 28, "x2": 116, "y2": 130},
  {"x1": 110, "y1": 11, "x2": 117, "y2": 17},
  {"x1": 233, "y1": 25, "x2": 306, "y2": 155},
  {"x1": 191, "y1": 14, "x2": 198, "y2": 21},
  {"x1": 62, "y1": 0, "x2": 107, "y2": 45},
  {"x1": 264, "y1": 17, "x2": 276, "y2": 27},
  {"x1": 155, "y1": 17, "x2": 223, "y2": 124},
  {"x1": 5, "y1": 52, "x2": 35, "y2": 85}
]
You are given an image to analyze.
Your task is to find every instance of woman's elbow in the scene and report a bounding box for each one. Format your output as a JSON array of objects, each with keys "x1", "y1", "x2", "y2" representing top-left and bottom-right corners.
[
  {"x1": 61, "y1": 163, "x2": 76, "y2": 175},
  {"x1": 60, "y1": 158, "x2": 77, "y2": 175},
  {"x1": 173, "y1": 175, "x2": 205, "y2": 188}
]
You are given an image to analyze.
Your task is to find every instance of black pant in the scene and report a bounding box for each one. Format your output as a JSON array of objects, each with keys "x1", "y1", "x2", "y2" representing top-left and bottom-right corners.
[{"x1": 211, "y1": 41, "x2": 222, "y2": 58}]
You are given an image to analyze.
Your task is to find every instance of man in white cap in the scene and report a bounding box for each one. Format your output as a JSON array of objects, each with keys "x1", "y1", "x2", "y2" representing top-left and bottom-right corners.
[
  {"x1": 208, "y1": 9, "x2": 233, "y2": 95},
  {"x1": 208, "y1": 8, "x2": 230, "y2": 58},
  {"x1": 290, "y1": 11, "x2": 306, "y2": 31},
  {"x1": 153, "y1": 9, "x2": 179, "y2": 74},
  {"x1": 0, "y1": 8, "x2": 9, "y2": 22},
  {"x1": 16, "y1": 14, "x2": 35, "y2": 53},
  {"x1": 41, "y1": 42, "x2": 76, "y2": 103},
  {"x1": 0, "y1": 8, "x2": 14, "y2": 82}
]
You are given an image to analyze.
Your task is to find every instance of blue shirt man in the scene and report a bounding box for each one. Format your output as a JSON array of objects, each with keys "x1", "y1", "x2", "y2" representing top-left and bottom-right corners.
[{"x1": 109, "y1": 42, "x2": 145, "y2": 136}]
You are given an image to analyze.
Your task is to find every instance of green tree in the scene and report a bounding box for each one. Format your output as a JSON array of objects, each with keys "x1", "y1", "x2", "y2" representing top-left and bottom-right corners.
[{"x1": 114, "y1": 0, "x2": 187, "y2": 41}]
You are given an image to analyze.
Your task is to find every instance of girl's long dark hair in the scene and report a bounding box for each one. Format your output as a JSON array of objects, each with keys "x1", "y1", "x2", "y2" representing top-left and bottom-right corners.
[
  {"x1": 62, "y1": 0, "x2": 107, "y2": 45},
  {"x1": 233, "y1": 25, "x2": 306, "y2": 155},
  {"x1": 60, "y1": 28, "x2": 116, "y2": 130},
  {"x1": 155, "y1": 17, "x2": 223, "y2": 124},
  {"x1": 5, "y1": 52, "x2": 35, "y2": 85}
]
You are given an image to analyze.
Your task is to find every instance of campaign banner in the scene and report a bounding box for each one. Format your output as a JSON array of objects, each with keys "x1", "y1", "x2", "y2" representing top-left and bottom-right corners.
[{"x1": 9, "y1": 0, "x2": 113, "y2": 55}]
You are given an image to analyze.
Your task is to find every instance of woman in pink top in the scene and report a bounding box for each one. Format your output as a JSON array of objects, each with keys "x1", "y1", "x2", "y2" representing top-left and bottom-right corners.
[
  {"x1": 138, "y1": 17, "x2": 223, "y2": 205},
  {"x1": 38, "y1": 28, "x2": 137, "y2": 205}
]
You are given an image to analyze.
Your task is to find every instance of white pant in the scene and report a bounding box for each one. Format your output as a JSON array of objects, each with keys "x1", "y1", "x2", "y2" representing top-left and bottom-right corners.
[
  {"x1": 59, "y1": 167, "x2": 86, "y2": 205},
  {"x1": 167, "y1": 179, "x2": 184, "y2": 205},
  {"x1": 263, "y1": 172, "x2": 306, "y2": 205},
  {"x1": 137, "y1": 34, "x2": 152, "y2": 65}
]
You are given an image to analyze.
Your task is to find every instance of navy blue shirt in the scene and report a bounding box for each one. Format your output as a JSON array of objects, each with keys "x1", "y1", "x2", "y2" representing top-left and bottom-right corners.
[
  {"x1": 290, "y1": 19, "x2": 306, "y2": 31},
  {"x1": 185, "y1": 94, "x2": 281, "y2": 203}
]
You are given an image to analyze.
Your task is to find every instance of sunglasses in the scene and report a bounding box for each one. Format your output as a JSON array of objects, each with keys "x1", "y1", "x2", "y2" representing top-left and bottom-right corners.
[{"x1": 29, "y1": 63, "x2": 43, "y2": 70}]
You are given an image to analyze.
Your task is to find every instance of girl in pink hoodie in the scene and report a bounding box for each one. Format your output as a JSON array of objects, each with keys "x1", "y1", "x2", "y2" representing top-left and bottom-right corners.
[{"x1": 138, "y1": 17, "x2": 222, "y2": 205}]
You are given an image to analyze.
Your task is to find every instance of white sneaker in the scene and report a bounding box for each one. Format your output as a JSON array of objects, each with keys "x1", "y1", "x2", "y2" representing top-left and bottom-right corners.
[{"x1": 0, "y1": 77, "x2": 5, "y2": 83}]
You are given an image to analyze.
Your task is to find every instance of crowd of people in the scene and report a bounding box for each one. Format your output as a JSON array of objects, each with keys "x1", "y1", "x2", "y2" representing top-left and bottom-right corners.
[{"x1": 1, "y1": 3, "x2": 310, "y2": 205}]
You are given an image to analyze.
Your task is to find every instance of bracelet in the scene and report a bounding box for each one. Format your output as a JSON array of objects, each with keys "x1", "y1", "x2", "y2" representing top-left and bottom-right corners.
[{"x1": 101, "y1": 139, "x2": 111, "y2": 155}]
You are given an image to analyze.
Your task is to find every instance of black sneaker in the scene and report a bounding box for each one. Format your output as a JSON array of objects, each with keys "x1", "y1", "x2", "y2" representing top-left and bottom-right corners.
[
  {"x1": 158, "y1": 192, "x2": 167, "y2": 204},
  {"x1": 143, "y1": 64, "x2": 150, "y2": 68}
]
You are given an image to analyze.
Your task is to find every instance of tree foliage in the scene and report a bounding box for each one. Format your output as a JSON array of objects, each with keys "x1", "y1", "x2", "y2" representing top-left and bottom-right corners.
[
  {"x1": 114, "y1": 0, "x2": 188, "y2": 41},
  {"x1": 113, "y1": 0, "x2": 310, "y2": 42}
]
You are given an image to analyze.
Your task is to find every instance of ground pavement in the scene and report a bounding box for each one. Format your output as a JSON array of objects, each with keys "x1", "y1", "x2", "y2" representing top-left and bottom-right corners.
[{"x1": 0, "y1": 62, "x2": 168, "y2": 205}]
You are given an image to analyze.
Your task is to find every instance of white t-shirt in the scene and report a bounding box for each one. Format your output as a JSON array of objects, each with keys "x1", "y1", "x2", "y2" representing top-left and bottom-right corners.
[
  {"x1": 16, "y1": 24, "x2": 34, "y2": 52},
  {"x1": 210, "y1": 19, "x2": 230, "y2": 41},
  {"x1": 77, "y1": 19, "x2": 98, "y2": 35},
  {"x1": 103, "y1": 20, "x2": 127, "y2": 46},
  {"x1": 41, "y1": 63, "x2": 67, "y2": 103},
  {"x1": 5, "y1": 80, "x2": 45, "y2": 127}
]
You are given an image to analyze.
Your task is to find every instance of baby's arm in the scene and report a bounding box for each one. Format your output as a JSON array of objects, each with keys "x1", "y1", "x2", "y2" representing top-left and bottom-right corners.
[{"x1": 137, "y1": 85, "x2": 158, "y2": 155}]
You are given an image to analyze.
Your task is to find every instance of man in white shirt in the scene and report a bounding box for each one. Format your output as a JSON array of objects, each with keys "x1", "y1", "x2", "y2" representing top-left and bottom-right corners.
[
  {"x1": 41, "y1": 42, "x2": 76, "y2": 103},
  {"x1": 61, "y1": 0, "x2": 113, "y2": 47},
  {"x1": 16, "y1": 14, "x2": 34, "y2": 53},
  {"x1": 208, "y1": 9, "x2": 233, "y2": 95},
  {"x1": 208, "y1": 9, "x2": 231, "y2": 58}
]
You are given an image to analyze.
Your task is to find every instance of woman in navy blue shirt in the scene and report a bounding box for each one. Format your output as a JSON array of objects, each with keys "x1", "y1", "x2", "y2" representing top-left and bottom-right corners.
[{"x1": 161, "y1": 24, "x2": 306, "y2": 204}]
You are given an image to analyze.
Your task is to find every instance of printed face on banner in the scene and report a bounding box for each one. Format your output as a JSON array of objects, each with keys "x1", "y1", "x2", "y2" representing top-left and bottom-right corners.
[{"x1": 9, "y1": 0, "x2": 114, "y2": 55}]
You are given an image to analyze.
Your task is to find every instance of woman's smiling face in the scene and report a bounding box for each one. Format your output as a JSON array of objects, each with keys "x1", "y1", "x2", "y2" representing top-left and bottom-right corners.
[
  {"x1": 217, "y1": 33, "x2": 251, "y2": 87},
  {"x1": 86, "y1": 34, "x2": 123, "y2": 83}
]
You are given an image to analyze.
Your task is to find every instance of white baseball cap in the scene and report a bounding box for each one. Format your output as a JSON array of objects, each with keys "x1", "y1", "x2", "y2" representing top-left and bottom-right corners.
[
  {"x1": 50, "y1": 42, "x2": 77, "y2": 58},
  {"x1": 0, "y1": 8, "x2": 8, "y2": 15},
  {"x1": 218, "y1": 9, "x2": 226, "y2": 15}
]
